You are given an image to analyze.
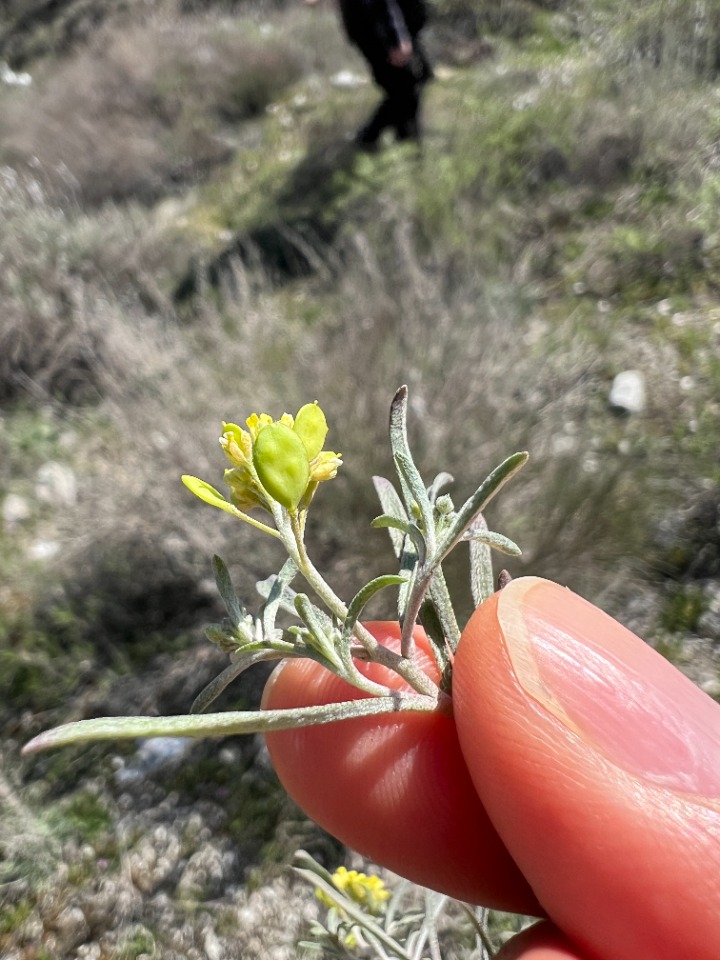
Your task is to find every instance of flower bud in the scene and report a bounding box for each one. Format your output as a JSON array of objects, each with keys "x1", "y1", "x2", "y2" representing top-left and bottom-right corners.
[{"x1": 220, "y1": 422, "x2": 252, "y2": 466}]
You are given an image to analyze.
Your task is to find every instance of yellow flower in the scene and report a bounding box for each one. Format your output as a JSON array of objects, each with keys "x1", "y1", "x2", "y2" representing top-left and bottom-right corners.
[
  {"x1": 185, "y1": 402, "x2": 341, "y2": 520},
  {"x1": 310, "y1": 450, "x2": 343, "y2": 483},
  {"x1": 219, "y1": 422, "x2": 253, "y2": 467},
  {"x1": 317, "y1": 866, "x2": 390, "y2": 916}
]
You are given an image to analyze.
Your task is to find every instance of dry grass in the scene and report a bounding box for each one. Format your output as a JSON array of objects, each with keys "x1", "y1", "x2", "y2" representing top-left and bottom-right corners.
[
  {"x1": 86, "y1": 223, "x2": 661, "y2": 620},
  {"x1": 0, "y1": 11, "x2": 307, "y2": 205},
  {"x1": 619, "y1": 0, "x2": 720, "y2": 78},
  {"x1": 0, "y1": 170, "x2": 182, "y2": 404},
  {"x1": 0, "y1": 189, "x2": 683, "y2": 648}
]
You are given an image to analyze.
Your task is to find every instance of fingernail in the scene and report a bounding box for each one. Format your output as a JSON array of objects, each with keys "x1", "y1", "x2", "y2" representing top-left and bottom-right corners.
[{"x1": 498, "y1": 578, "x2": 720, "y2": 798}]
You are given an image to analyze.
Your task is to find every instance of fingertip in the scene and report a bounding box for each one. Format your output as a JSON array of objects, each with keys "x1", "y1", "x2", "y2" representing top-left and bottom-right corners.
[
  {"x1": 495, "y1": 923, "x2": 590, "y2": 960},
  {"x1": 453, "y1": 577, "x2": 720, "y2": 960},
  {"x1": 262, "y1": 628, "x2": 541, "y2": 912}
]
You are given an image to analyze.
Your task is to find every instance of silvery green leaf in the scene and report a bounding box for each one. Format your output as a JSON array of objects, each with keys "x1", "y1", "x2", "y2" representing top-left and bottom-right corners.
[
  {"x1": 468, "y1": 514, "x2": 494, "y2": 607},
  {"x1": 294, "y1": 594, "x2": 342, "y2": 667},
  {"x1": 260, "y1": 557, "x2": 299, "y2": 637},
  {"x1": 427, "y1": 471, "x2": 454, "y2": 504},
  {"x1": 212, "y1": 554, "x2": 245, "y2": 628},
  {"x1": 372, "y1": 475, "x2": 407, "y2": 557},
  {"x1": 425, "y1": 570, "x2": 459, "y2": 663},
  {"x1": 342, "y1": 574, "x2": 407, "y2": 643},
  {"x1": 371, "y1": 515, "x2": 426, "y2": 566},
  {"x1": 435, "y1": 452, "x2": 528, "y2": 565},
  {"x1": 464, "y1": 529, "x2": 522, "y2": 556},
  {"x1": 417, "y1": 598, "x2": 448, "y2": 668},
  {"x1": 389, "y1": 386, "x2": 434, "y2": 545},
  {"x1": 394, "y1": 450, "x2": 434, "y2": 543},
  {"x1": 191, "y1": 650, "x2": 288, "y2": 714},
  {"x1": 22, "y1": 696, "x2": 426, "y2": 754}
]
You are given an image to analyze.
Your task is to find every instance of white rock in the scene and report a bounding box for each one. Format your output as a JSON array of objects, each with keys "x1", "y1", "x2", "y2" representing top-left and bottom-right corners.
[
  {"x1": 204, "y1": 928, "x2": 224, "y2": 960},
  {"x1": 76, "y1": 945, "x2": 102, "y2": 960},
  {"x1": 35, "y1": 462, "x2": 77, "y2": 506},
  {"x1": 115, "y1": 736, "x2": 192, "y2": 784},
  {"x1": 29, "y1": 539, "x2": 60, "y2": 561},
  {"x1": 331, "y1": 70, "x2": 366, "y2": 89},
  {"x1": 700, "y1": 676, "x2": 720, "y2": 698},
  {"x1": 0, "y1": 61, "x2": 31, "y2": 86},
  {"x1": 2, "y1": 493, "x2": 31, "y2": 527},
  {"x1": 51, "y1": 906, "x2": 89, "y2": 951},
  {"x1": 698, "y1": 608, "x2": 720, "y2": 642},
  {"x1": 609, "y1": 370, "x2": 646, "y2": 415}
]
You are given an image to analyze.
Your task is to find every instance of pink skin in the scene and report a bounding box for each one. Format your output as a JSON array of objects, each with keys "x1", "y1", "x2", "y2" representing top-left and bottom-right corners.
[
  {"x1": 454, "y1": 577, "x2": 720, "y2": 960},
  {"x1": 264, "y1": 579, "x2": 720, "y2": 959},
  {"x1": 263, "y1": 622, "x2": 541, "y2": 914},
  {"x1": 388, "y1": 40, "x2": 413, "y2": 67}
]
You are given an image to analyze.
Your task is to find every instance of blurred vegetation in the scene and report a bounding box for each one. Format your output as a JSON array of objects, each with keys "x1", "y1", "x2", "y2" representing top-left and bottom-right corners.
[
  {"x1": 2, "y1": 0, "x2": 719, "y2": 766},
  {"x1": 1, "y1": 0, "x2": 720, "y2": 954}
]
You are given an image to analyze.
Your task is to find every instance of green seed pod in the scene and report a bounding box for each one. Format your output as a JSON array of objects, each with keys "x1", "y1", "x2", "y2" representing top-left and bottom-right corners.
[
  {"x1": 293, "y1": 402, "x2": 328, "y2": 461},
  {"x1": 253, "y1": 422, "x2": 310, "y2": 510}
]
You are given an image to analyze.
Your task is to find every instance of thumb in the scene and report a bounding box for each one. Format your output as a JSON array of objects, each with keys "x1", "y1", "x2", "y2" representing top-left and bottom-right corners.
[{"x1": 453, "y1": 577, "x2": 720, "y2": 960}]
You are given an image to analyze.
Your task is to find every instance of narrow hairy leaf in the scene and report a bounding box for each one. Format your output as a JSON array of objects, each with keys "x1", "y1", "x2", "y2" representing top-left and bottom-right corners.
[
  {"x1": 212, "y1": 554, "x2": 245, "y2": 627},
  {"x1": 463, "y1": 529, "x2": 522, "y2": 556},
  {"x1": 343, "y1": 575, "x2": 407, "y2": 643},
  {"x1": 468, "y1": 516, "x2": 494, "y2": 608},
  {"x1": 372, "y1": 475, "x2": 407, "y2": 557},
  {"x1": 192, "y1": 652, "x2": 287, "y2": 713},
  {"x1": 427, "y1": 471, "x2": 454, "y2": 504},
  {"x1": 294, "y1": 593, "x2": 342, "y2": 667},
  {"x1": 389, "y1": 387, "x2": 434, "y2": 545},
  {"x1": 435, "y1": 452, "x2": 528, "y2": 564},
  {"x1": 371, "y1": 515, "x2": 426, "y2": 566},
  {"x1": 261, "y1": 557, "x2": 299, "y2": 637},
  {"x1": 22, "y1": 696, "x2": 432, "y2": 754},
  {"x1": 394, "y1": 451, "x2": 434, "y2": 543}
]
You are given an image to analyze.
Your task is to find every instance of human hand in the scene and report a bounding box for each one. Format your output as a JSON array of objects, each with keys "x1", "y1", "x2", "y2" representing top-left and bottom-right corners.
[
  {"x1": 263, "y1": 577, "x2": 720, "y2": 959},
  {"x1": 388, "y1": 40, "x2": 413, "y2": 67}
]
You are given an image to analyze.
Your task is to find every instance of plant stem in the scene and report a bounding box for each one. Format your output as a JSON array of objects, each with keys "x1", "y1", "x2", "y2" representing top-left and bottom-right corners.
[{"x1": 288, "y1": 512, "x2": 441, "y2": 700}]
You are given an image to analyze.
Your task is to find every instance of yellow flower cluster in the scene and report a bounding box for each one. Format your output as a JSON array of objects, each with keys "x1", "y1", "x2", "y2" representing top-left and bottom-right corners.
[
  {"x1": 317, "y1": 866, "x2": 390, "y2": 916},
  {"x1": 221, "y1": 402, "x2": 342, "y2": 512}
]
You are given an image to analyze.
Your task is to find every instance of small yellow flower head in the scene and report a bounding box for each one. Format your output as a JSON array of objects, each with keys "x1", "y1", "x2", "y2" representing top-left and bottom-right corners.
[
  {"x1": 247, "y1": 412, "x2": 292, "y2": 439},
  {"x1": 310, "y1": 450, "x2": 343, "y2": 483},
  {"x1": 220, "y1": 422, "x2": 253, "y2": 467},
  {"x1": 325, "y1": 866, "x2": 390, "y2": 915},
  {"x1": 185, "y1": 402, "x2": 341, "y2": 522}
]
